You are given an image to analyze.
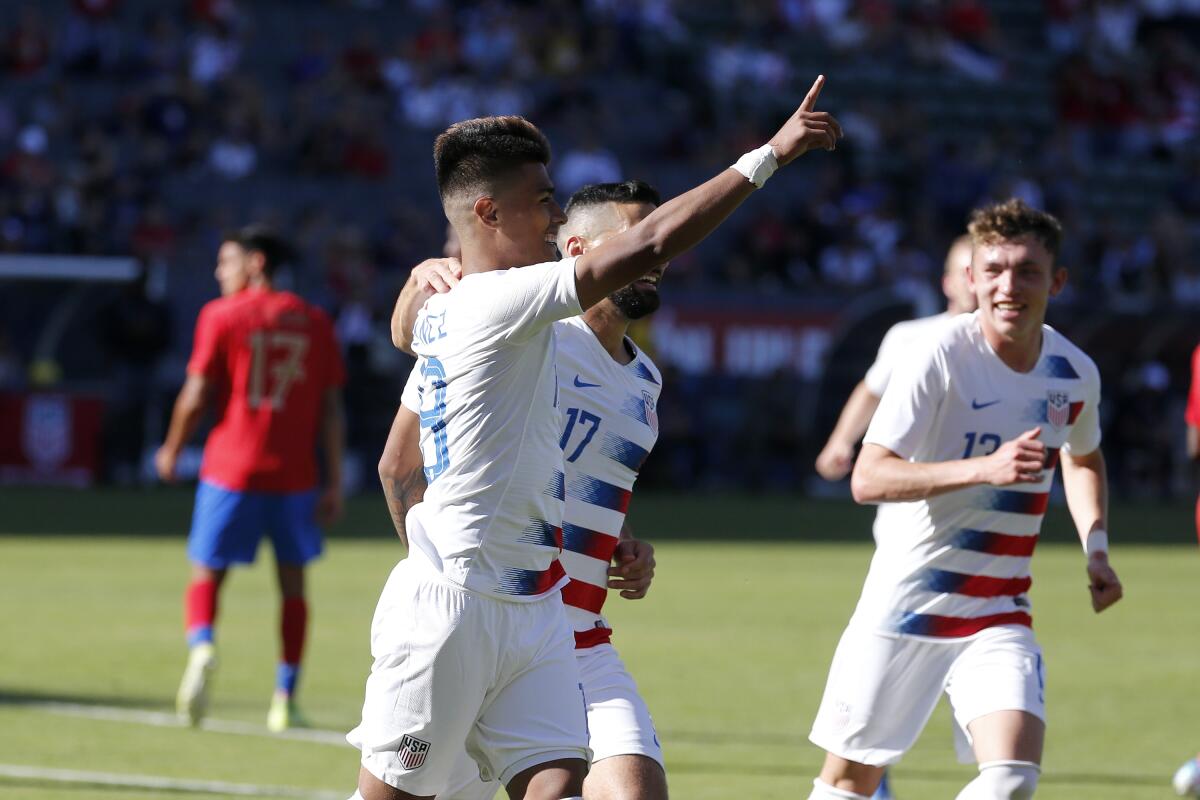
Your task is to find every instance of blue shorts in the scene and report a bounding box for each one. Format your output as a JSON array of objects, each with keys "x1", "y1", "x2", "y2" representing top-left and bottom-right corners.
[{"x1": 187, "y1": 481, "x2": 324, "y2": 569}]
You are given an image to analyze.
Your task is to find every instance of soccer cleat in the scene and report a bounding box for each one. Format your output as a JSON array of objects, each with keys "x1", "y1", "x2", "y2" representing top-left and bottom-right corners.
[
  {"x1": 175, "y1": 642, "x2": 217, "y2": 726},
  {"x1": 266, "y1": 692, "x2": 308, "y2": 732},
  {"x1": 1174, "y1": 754, "x2": 1200, "y2": 796}
]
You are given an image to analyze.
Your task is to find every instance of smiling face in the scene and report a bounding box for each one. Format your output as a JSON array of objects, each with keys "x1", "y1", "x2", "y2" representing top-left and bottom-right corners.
[
  {"x1": 486, "y1": 161, "x2": 566, "y2": 266},
  {"x1": 967, "y1": 233, "x2": 1067, "y2": 352},
  {"x1": 560, "y1": 200, "x2": 667, "y2": 320}
]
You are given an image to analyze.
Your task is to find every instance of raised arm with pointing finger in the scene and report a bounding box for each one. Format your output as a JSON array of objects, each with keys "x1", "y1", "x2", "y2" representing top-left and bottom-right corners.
[{"x1": 392, "y1": 75, "x2": 842, "y2": 353}]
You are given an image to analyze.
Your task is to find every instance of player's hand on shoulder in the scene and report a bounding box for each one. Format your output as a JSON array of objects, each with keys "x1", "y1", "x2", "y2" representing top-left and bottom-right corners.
[
  {"x1": 768, "y1": 74, "x2": 844, "y2": 165},
  {"x1": 815, "y1": 441, "x2": 855, "y2": 481},
  {"x1": 1086, "y1": 551, "x2": 1123, "y2": 613},
  {"x1": 981, "y1": 427, "x2": 1045, "y2": 486},
  {"x1": 154, "y1": 446, "x2": 177, "y2": 483},
  {"x1": 413, "y1": 257, "x2": 462, "y2": 294},
  {"x1": 608, "y1": 538, "x2": 656, "y2": 600},
  {"x1": 316, "y1": 484, "x2": 344, "y2": 526}
]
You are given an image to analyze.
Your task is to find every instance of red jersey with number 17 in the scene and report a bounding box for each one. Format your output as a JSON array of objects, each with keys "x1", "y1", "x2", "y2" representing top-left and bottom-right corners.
[{"x1": 187, "y1": 287, "x2": 345, "y2": 493}]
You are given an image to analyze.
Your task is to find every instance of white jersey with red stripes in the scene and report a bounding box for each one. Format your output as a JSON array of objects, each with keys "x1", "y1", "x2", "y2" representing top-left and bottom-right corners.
[
  {"x1": 400, "y1": 258, "x2": 582, "y2": 602},
  {"x1": 552, "y1": 316, "x2": 661, "y2": 649},
  {"x1": 856, "y1": 312, "x2": 1101, "y2": 639}
]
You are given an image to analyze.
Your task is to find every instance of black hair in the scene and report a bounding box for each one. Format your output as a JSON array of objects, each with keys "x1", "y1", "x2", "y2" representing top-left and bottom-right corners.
[
  {"x1": 222, "y1": 224, "x2": 295, "y2": 276},
  {"x1": 564, "y1": 180, "x2": 661, "y2": 217},
  {"x1": 433, "y1": 116, "x2": 552, "y2": 202}
]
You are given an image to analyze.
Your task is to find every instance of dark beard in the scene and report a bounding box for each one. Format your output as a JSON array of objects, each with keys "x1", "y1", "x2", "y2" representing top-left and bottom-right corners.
[{"x1": 609, "y1": 283, "x2": 661, "y2": 320}]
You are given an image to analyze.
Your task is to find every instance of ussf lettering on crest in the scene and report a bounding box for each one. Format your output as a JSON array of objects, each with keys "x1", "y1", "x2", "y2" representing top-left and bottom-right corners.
[{"x1": 397, "y1": 734, "x2": 431, "y2": 770}]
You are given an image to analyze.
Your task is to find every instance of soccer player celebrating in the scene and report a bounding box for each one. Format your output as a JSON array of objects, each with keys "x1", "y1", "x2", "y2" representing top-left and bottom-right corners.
[
  {"x1": 816, "y1": 234, "x2": 977, "y2": 483},
  {"x1": 388, "y1": 180, "x2": 670, "y2": 800},
  {"x1": 806, "y1": 199, "x2": 1123, "y2": 800},
  {"x1": 155, "y1": 226, "x2": 346, "y2": 732},
  {"x1": 348, "y1": 80, "x2": 841, "y2": 800}
]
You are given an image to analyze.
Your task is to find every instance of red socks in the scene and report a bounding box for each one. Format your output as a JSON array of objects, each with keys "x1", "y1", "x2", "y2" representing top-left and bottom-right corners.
[
  {"x1": 281, "y1": 596, "x2": 308, "y2": 666},
  {"x1": 185, "y1": 579, "x2": 218, "y2": 646}
]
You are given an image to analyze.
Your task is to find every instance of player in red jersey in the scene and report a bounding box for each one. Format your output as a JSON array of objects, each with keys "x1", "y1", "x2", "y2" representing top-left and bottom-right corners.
[
  {"x1": 155, "y1": 225, "x2": 346, "y2": 731},
  {"x1": 1188, "y1": 343, "x2": 1200, "y2": 543}
]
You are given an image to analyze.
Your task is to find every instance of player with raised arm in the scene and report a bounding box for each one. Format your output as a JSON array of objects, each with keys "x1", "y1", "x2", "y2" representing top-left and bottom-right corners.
[
  {"x1": 816, "y1": 235, "x2": 977, "y2": 483},
  {"x1": 348, "y1": 80, "x2": 841, "y2": 800},
  {"x1": 155, "y1": 225, "x2": 346, "y2": 732},
  {"x1": 805, "y1": 199, "x2": 1123, "y2": 800},
  {"x1": 386, "y1": 179, "x2": 670, "y2": 800}
]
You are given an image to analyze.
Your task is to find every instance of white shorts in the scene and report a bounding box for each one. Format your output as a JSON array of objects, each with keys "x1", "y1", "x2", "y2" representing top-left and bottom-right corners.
[
  {"x1": 809, "y1": 624, "x2": 1045, "y2": 767},
  {"x1": 442, "y1": 643, "x2": 664, "y2": 800},
  {"x1": 346, "y1": 555, "x2": 591, "y2": 796}
]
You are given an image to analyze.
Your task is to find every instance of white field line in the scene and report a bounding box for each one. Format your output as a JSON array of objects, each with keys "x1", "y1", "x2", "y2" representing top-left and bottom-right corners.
[
  {"x1": 12, "y1": 700, "x2": 349, "y2": 747},
  {"x1": 0, "y1": 763, "x2": 346, "y2": 799}
]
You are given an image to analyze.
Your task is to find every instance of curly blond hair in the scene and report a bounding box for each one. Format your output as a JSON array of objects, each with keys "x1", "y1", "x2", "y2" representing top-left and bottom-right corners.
[{"x1": 967, "y1": 198, "x2": 1062, "y2": 260}]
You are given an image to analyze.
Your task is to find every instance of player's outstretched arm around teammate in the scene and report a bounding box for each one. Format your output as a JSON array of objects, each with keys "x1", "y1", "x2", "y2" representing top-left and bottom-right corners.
[
  {"x1": 391, "y1": 75, "x2": 841, "y2": 350},
  {"x1": 1059, "y1": 445, "x2": 1123, "y2": 612}
]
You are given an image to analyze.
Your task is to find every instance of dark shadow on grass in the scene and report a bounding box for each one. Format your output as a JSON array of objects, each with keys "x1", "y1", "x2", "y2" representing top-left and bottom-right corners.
[{"x1": 0, "y1": 687, "x2": 170, "y2": 712}]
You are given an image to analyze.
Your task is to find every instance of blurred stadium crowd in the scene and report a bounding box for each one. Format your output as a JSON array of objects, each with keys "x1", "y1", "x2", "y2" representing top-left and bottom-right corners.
[{"x1": 0, "y1": 0, "x2": 1197, "y2": 499}]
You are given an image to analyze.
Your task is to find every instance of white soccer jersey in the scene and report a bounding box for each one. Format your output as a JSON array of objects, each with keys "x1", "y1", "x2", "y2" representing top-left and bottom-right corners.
[
  {"x1": 553, "y1": 316, "x2": 662, "y2": 649},
  {"x1": 855, "y1": 312, "x2": 1101, "y2": 639},
  {"x1": 863, "y1": 312, "x2": 953, "y2": 397},
  {"x1": 400, "y1": 258, "x2": 583, "y2": 601},
  {"x1": 863, "y1": 312, "x2": 959, "y2": 543}
]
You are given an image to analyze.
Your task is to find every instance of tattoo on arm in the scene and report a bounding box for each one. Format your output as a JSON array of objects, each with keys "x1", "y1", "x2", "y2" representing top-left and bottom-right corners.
[{"x1": 384, "y1": 467, "x2": 427, "y2": 549}]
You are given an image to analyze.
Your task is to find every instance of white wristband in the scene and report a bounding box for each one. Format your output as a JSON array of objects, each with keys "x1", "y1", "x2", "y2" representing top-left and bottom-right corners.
[
  {"x1": 732, "y1": 144, "x2": 778, "y2": 188},
  {"x1": 1084, "y1": 529, "x2": 1109, "y2": 557}
]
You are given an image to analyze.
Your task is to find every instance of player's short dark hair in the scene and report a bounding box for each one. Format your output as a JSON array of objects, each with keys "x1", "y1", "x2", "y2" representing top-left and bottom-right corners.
[
  {"x1": 433, "y1": 116, "x2": 552, "y2": 203},
  {"x1": 968, "y1": 198, "x2": 1062, "y2": 261},
  {"x1": 563, "y1": 180, "x2": 662, "y2": 217},
  {"x1": 222, "y1": 225, "x2": 295, "y2": 276}
]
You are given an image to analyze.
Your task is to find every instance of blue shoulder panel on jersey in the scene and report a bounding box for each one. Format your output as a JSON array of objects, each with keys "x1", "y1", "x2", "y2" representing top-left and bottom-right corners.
[
  {"x1": 1036, "y1": 355, "x2": 1080, "y2": 379},
  {"x1": 630, "y1": 361, "x2": 659, "y2": 384}
]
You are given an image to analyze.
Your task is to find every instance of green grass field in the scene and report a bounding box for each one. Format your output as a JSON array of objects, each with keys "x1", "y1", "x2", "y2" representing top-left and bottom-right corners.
[{"x1": 2, "y1": 488, "x2": 1198, "y2": 799}]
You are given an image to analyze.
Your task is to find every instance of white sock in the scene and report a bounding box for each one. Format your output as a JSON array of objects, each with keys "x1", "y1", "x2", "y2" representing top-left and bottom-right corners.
[
  {"x1": 809, "y1": 778, "x2": 872, "y2": 799},
  {"x1": 346, "y1": 792, "x2": 364, "y2": 800},
  {"x1": 955, "y1": 760, "x2": 1040, "y2": 799}
]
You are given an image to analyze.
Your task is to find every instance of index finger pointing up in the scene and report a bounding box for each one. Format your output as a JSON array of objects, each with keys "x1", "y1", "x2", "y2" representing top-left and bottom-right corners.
[{"x1": 801, "y1": 74, "x2": 826, "y2": 112}]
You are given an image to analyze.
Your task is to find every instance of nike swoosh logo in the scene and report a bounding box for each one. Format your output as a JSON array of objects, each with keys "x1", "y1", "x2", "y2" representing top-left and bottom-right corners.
[
  {"x1": 573, "y1": 376, "x2": 602, "y2": 389},
  {"x1": 972, "y1": 399, "x2": 1001, "y2": 410}
]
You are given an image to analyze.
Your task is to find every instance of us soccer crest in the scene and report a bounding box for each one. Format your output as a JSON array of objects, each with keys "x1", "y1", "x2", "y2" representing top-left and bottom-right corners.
[
  {"x1": 642, "y1": 390, "x2": 658, "y2": 435},
  {"x1": 397, "y1": 734, "x2": 431, "y2": 770},
  {"x1": 1046, "y1": 390, "x2": 1070, "y2": 429}
]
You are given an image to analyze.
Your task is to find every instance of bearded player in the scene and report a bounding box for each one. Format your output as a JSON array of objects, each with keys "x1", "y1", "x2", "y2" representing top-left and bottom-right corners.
[
  {"x1": 806, "y1": 199, "x2": 1123, "y2": 800},
  {"x1": 348, "y1": 80, "x2": 841, "y2": 800},
  {"x1": 388, "y1": 179, "x2": 670, "y2": 800}
]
